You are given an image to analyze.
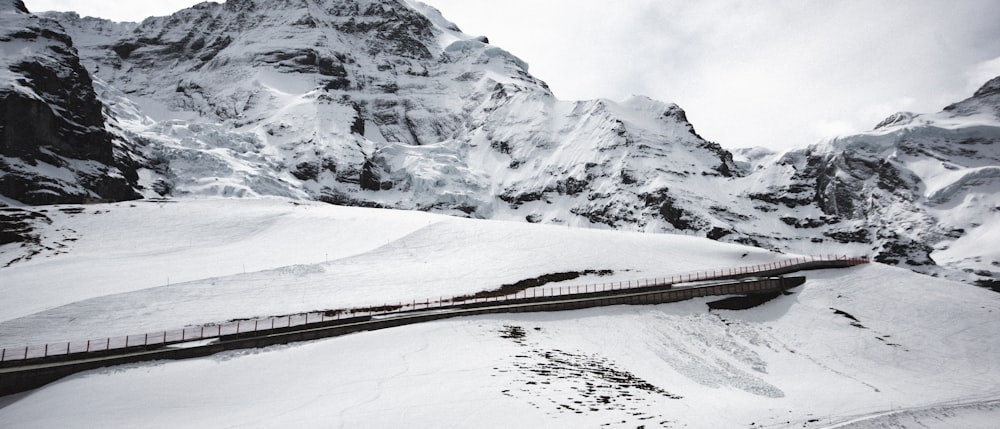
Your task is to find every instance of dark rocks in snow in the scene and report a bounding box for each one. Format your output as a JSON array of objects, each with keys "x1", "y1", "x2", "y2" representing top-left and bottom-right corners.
[
  {"x1": 1, "y1": 11, "x2": 140, "y2": 204},
  {"x1": 873, "y1": 232, "x2": 935, "y2": 267},
  {"x1": 490, "y1": 140, "x2": 512, "y2": 155},
  {"x1": 706, "y1": 227, "x2": 733, "y2": 240},
  {"x1": 875, "y1": 111, "x2": 917, "y2": 130},
  {"x1": 334, "y1": 1, "x2": 436, "y2": 60},
  {"x1": 824, "y1": 229, "x2": 870, "y2": 244},
  {"x1": 747, "y1": 191, "x2": 813, "y2": 209},
  {"x1": 779, "y1": 216, "x2": 840, "y2": 229},
  {"x1": 780, "y1": 217, "x2": 820, "y2": 229},
  {"x1": 641, "y1": 189, "x2": 696, "y2": 231},
  {"x1": 292, "y1": 162, "x2": 321, "y2": 181},
  {"x1": 831, "y1": 308, "x2": 867, "y2": 329},
  {"x1": 500, "y1": 190, "x2": 545, "y2": 208},
  {"x1": 350, "y1": 104, "x2": 365, "y2": 135},
  {"x1": 812, "y1": 156, "x2": 861, "y2": 218},
  {"x1": 3, "y1": 57, "x2": 107, "y2": 163},
  {"x1": 0, "y1": 208, "x2": 48, "y2": 246},
  {"x1": 976, "y1": 279, "x2": 1000, "y2": 293},
  {"x1": 359, "y1": 158, "x2": 387, "y2": 191},
  {"x1": 555, "y1": 177, "x2": 589, "y2": 196},
  {"x1": 318, "y1": 187, "x2": 384, "y2": 208}
]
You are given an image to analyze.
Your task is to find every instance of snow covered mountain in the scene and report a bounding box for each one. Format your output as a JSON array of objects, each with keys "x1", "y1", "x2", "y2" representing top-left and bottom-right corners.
[
  {"x1": 2, "y1": 2, "x2": 999, "y2": 424},
  {"x1": 732, "y1": 79, "x2": 1000, "y2": 288},
  {"x1": 0, "y1": 0, "x2": 139, "y2": 204},
  {"x1": 0, "y1": 0, "x2": 997, "y2": 287},
  {"x1": 40, "y1": 0, "x2": 737, "y2": 224}
]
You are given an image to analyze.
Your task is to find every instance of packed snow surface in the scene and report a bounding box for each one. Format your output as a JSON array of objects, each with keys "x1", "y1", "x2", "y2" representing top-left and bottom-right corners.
[
  {"x1": 1, "y1": 198, "x2": 998, "y2": 428},
  {"x1": 0, "y1": 197, "x2": 783, "y2": 347}
]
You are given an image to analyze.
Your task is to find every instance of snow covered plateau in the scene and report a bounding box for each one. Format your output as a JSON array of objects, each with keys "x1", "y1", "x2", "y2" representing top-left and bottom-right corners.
[
  {"x1": 1, "y1": 0, "x2": 1000, "y2": 427},
  {"x1": 0, "y1": 198, "x2": 998, "y2": 428}
]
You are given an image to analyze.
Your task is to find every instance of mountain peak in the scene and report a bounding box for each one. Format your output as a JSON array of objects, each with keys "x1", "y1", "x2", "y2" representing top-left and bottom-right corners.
[
  {"x1": 2, "y1": 0, "x2": 29, "y2": 14},
  {"x1": 874, "y1": 111, "x2": 917, "y2": 130},
  {"x1": 943, "y1": 75, "x2": 1000, "y2": 118},
  {"x1": 974, "y1": 75, "x2": 1000, "y2": 98}
]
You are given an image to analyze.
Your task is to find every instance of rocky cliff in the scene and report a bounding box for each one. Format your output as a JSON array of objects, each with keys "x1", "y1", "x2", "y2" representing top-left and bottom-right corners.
[{"x1": 0, "y1": 0, "x2": 139, "y2": 204}]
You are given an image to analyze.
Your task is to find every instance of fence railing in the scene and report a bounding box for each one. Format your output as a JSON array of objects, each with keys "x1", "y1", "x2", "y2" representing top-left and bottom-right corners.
[{"x1": 0, "y1": 255, "x2": 868, "y2": 364}]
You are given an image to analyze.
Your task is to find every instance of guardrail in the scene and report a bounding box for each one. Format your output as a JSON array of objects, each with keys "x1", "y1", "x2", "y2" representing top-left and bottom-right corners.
[{"x1": 0, "y1": 255, "x2": 868, "y2": 366}]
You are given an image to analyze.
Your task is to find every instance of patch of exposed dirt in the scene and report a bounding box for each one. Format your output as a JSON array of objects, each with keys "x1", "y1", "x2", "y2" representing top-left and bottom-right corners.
[{"x1": 496, "y1": 325, "x2": 684, "y2": 428}]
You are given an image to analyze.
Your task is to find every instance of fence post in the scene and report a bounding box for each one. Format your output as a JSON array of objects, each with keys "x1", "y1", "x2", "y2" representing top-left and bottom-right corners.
[
  {"x1": 125, "y1": 336, "x2": 128, "y2": 348},
  {"x1": 66, "y1": 342, "x2": 70, "y2": 355},
  {"x1": 2, "y1": 348, "x2": 5, "y2": 361},
  {"x1": 106, "y1": 338, "x2": 110, "y2": 350},
  {"x1": 164, "y1": 331, "x2": 167, "y2": 343},
  {"x1": 25, "y1": 346, "x2": 28, "y2": 359},
  {"x1": 86, "y1": 340, "x2": 90, "y2": 353},
  {"x1": 144, "y1": 333, "x2": 148, "y2": 346},
  {"x1": 255, "y1": 320, "x2": 259, "y2": 331}
]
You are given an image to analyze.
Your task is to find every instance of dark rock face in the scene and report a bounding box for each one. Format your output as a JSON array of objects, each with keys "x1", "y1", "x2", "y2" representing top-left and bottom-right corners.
[
  {"x1": 3, "y1": 52, "x2": 109, "y2": 164},
  {"x1": 736, "y1": 77, "x2": 1000, "y2": 286},
  {"x1": 874, "y1": 112, "x2": 916, "y2": 130},
  {"x1": 0, "y1": 8, "x2": 140, "y2": 204}
]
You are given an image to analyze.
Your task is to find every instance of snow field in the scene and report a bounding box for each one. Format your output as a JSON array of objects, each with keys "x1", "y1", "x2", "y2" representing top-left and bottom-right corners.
[
  {"x1": 0, "y1": 198, "x2": 784, "y2": 348},
  {"x1": 1, "y1": 198, "x2": 998, "y2": 428},
  {"x1": 1, "y1": 265, "x2": 998, "y2": 428}
]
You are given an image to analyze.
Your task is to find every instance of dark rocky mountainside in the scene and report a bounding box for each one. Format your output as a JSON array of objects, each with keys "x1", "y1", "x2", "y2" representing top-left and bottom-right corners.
[
  {"x1": 730, "y1": 79, "x2": 1000, "y2": 286},
  {"x1": 0, "y1": 0, "x2": 139, "y2": 204}
]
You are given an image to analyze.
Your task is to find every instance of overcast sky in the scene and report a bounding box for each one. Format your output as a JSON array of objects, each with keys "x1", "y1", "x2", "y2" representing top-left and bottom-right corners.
[{"x1": 25, "y1": 0, "x2": 1000, "y2": 150}]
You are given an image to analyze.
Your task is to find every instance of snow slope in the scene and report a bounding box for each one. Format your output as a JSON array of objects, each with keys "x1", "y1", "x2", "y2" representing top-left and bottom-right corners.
[
  {"x1": 0, "y1": 197, "x2": 782, "y2": 348},
  {"x1": 1, "y1": 198, "x2": 998, "y2": 428}
]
